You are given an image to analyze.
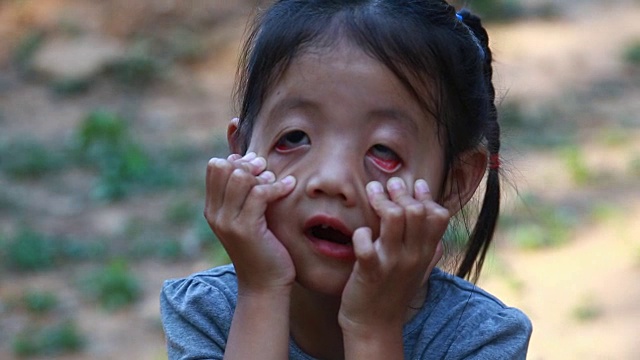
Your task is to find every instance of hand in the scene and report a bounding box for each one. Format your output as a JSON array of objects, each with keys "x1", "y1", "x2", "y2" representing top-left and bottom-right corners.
[
  {"x1": 204, "y1": 152, "x2": 297, "y2": 294},
  {"x1": 338, "y1": 177, "x2": 449, "y2": 336}
]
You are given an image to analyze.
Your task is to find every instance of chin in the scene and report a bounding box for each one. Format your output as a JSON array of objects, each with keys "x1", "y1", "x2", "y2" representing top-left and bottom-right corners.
[{"x1": 294, "y1": 261, "x2": 353, "y2": 298}]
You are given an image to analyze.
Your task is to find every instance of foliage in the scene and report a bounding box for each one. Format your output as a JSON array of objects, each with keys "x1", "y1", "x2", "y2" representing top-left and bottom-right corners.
[
  {"x1": 468, "y1": 0, "x2": 524, "y2": 22},
  {"x1": 500, "y1": 194, "x2": 579, "y2": 250},
  {"x1": 12, "y1": 30, "x2": 45, "y2": 73},
  {"x1": 560, "y1": 145, "x2": 593, "y2": 186},
  {"x1": 3, "y1": 228, "x2": 57, "y2": 271},
  {"x1": 23, "y1": 290, "x2": 59, "y2": 314},
  {"x1": 12, "y1": 321, "x2": 85, "y2": 357},
  {"x1": 0, "y1": 228, "x2": 107, "y2": 272},
  {"x1": 71, "y1": 110, "x2": 175, "y2": 200},
  {"x1": 498, "y1": 100, "x2": 575, "y2": 148},
  {"x1": 80, "y1": 260, "x2": 142, "y2": 311},
  {"x1": 50, "y1": 77, "x2": 92, "y2": 96},
  {"x1": 623, "y1": 39, "x2": 640, "y2": 66},
  {"x1": 571, "y1": 295, "x2": 603, "y2": 322},
  {"x1": 629, "y1": 153, "x2": 640, "y2": 178},
  {"x1": 443, "y1": 219, "x2": 469, "y2": 252},
  {"x1": 104, "y1": 54, "x2": 161, "y2": 87},
  {"x1": 0, "y1": 139, "x2": 65, "y2": 179}
]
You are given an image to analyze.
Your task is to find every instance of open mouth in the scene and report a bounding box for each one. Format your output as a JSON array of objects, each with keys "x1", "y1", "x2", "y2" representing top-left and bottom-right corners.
[{"x1": 307, "y1": 224, "x2": 352, "y2": 245}]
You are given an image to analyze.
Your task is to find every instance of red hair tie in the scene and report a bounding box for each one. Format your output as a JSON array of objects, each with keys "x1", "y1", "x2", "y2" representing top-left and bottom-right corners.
[{"x1": 489, "y1": 153, "x2": 500, "y2": 170}]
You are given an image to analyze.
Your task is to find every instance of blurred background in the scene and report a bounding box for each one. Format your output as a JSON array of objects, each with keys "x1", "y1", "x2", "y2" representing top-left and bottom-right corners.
[{"x1": 0, "y1": 0, "x2": 638, "y2": 359}]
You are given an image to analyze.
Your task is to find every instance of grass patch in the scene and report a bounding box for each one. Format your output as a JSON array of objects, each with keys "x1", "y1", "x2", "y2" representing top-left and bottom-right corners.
[
  {"x1": 499, "y1": 100, "x2": 576, "y2": 148},
  {"x1": 23, "y1": 290, "x2": 59, "y2": 315},
  {"x1": 104, "y1": 49, "x2": 162, "y2": 88},
  {"x1": 79, "y1": 260, "x2": 142, "y2": 311},
  {"x1": 165, "y1": 198, "x2": 200, "y2": 226},
  {"x1": 623, "y1": 39, "x2": 640, "y2": 66},
  {"x1": 500, "y1": 194, "x2": 579, "y2": 250},
  {"x1": 13, "y1": 320, "x2": 85, "y2": 357},
  {"x1": 629, "y1": 153, "x2": 640, "y2": 178},
  {"x1": 0, "y1": 227, "x2": 109, "y2": 272},
  {"x1": 468, "y1": 0, "x2": 524, "y2": 22},
  {"x1": 0, "y1": 139, "x2": 65, "y2": 179},
  {"x1": 571, "y1": 295, "x2": 603, "y2": 322},
  {"x1": 3, "y1": 228, "x2": 57, "y2": 271},
  {"x1": 50, "y1": 76, "x2": 93, "y2": 97},
  {"x1": 12, "y1": 30, "x2": 46, "y2": 73},
  {"x1": 71, "y1": 110, "x2": 177, "y2": 200},
  {"x1": 560, "y1": 145, "x2": 593, "y2": 186}
]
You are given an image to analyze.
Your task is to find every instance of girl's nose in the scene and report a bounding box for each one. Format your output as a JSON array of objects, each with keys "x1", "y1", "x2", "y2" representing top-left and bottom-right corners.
[{"x1": 304, "y1": 152, "x2": 359, "y2": 207}]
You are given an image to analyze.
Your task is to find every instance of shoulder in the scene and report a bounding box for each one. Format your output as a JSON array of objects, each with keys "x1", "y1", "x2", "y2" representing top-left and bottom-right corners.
[
  {"x1": 160, "y1": 264, "x2": 238, "y2": 358},
  {"x1": 161, "y1": 263, "x2": 238, "y2": 314},
  {"x1": 404, "y1": 268, "x2": 532, "y2": 359}
]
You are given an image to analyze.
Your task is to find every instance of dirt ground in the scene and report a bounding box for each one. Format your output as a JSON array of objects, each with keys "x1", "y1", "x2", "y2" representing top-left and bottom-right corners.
[{"x1": 0, "y1": 1, "x2": 639, "y2": 359}]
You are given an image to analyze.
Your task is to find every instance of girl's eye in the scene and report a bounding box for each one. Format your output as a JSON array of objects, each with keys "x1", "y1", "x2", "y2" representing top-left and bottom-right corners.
[
  {"x1": 275, "y1": 130, "x2": 310, "y2": 151},
  {"x1": 367, "y1": 144, "x2": 401, "y2": 172}
]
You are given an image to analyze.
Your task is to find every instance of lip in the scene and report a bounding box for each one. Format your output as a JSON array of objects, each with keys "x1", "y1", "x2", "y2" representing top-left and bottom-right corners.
[{"x1": 304, "y1": 215, "x2": 356, "y2": 261}]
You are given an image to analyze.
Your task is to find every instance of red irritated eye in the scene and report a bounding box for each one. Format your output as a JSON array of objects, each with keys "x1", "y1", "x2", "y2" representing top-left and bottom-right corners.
[
  {"x1": 275, "y1": 130, "x2": 310, "y2": 151},
  {"x1": 367, "y1": 144, "x2": 401, "y2": 172}
]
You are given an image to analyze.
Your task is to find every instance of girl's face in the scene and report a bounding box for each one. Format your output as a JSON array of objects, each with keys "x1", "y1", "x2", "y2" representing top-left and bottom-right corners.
[{"x1": 232, "y1": 42, "x2": 471, "y2": 296}]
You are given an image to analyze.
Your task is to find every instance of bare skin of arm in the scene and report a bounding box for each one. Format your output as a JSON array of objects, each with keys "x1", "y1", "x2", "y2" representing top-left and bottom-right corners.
[
  {"x1": 340, "y1": 179, "x2": 448, "y2": 360},
  {"x1": 206, "y1": 155, "x2": 446, "y2": 359},
  {"x1": 204, "y1": 153, "x2": 297, "y2": 360}
]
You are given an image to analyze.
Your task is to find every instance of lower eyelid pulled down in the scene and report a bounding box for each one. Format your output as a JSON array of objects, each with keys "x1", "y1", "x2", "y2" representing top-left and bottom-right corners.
[
  {"x1": 366, "y1": 147, "x2": 402, "y2": 173},
  {"x1": 275, "y1": 130, "x2": 310, "y2": 151}
]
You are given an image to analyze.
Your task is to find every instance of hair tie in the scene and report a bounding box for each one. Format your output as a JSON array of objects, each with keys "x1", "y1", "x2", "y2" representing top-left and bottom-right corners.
[
  {"x1": 455, "y1": 10, "x2": 486, "y2": 60},
  {"x1": 489, "y1": 153, "x2": 500, "y2": 170}
]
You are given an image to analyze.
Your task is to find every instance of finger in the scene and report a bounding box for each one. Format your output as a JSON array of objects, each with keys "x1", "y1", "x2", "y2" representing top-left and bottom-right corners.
[
  {"x1": 227, "y1": 153, "x2": 242, "y2": 162},
  {"x1": 352, "y1": 227, "x2": 378, "y2": 273},
  {"x1": 222, "y1": 166, "x2": 265, "y2": 220},
  {"x1": 257, "y1": 170, "x2": 276, "y2": 184},
  {"x1": 414, "y1": 179, "x2": 450, "y2": 241},
  {"x1": 205, "y1": 157, "x2": 235, "y2": 213},
  {"x1": 366, "y1": 181, "x2": 404, "y2": 261},
  {"x1": 386, "y1": 177, "x2": 414, "y2": 205},
  {"x1": 231, "y1": 152, "x2": 268, "y2": 176},
  {"x1": 386, "y1": 177, "x2": 431, "y2": 257},
  {"x1": 413, "y1": 179, "x2": 433, "y2": 202},
  {"x1": 241, "y1": 175, "x2": 296, "y2": 220}
]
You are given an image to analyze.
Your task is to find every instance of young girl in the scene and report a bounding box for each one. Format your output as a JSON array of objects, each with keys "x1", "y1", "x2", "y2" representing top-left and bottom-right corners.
[{"x1": 161, "y1": 1, "x2": 532, "y2": 359}]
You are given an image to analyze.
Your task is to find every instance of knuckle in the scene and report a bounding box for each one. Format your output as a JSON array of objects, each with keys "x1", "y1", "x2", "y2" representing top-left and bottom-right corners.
[
  {"x1": 248, "y1": 184, "x2": 269, "y2": 199},
  {"x1": 383, "y1": 205, "x2": 404, "y2": 221},
  {"x1": 405, "y1": 202, "x2": 426, "y2": 219}
]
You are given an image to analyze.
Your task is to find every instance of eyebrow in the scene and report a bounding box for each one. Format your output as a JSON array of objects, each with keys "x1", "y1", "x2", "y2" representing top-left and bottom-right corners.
[
  {"x1": 368, "y1": 108, "x2": 420, "y2": 134},
  {"x1": 267, "y1": 97, "x2": 318, "y2": 120},
  {"x1": 268, "y1": 96, "x2": 420, "y2": 134}
]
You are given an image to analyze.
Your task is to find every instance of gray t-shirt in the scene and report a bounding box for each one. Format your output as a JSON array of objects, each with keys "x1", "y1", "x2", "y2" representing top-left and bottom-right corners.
[{"x1": 161, "y1": 264, "x2": 532, "y2": 359}]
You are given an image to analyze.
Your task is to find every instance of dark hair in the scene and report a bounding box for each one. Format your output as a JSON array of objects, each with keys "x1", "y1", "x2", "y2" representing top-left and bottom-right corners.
[{"x1": 233, "y1": 0, "x2": 501, "y2": 282}]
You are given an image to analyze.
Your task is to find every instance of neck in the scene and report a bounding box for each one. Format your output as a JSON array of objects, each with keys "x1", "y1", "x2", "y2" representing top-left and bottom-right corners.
[
  {"x1": 290, "y1": 283, "x2": 345, "y2": 360},
  {"x1": 288, "y1": 279, "x2": 431, "y2": 360}
]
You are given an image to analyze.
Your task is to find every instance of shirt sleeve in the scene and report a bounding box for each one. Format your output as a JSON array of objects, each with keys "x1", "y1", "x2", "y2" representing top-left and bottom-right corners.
[
  {"x1": 445, "y1": 306, "x2": 533, "y2": 360},
  {"x1": 160, "y1": 276, "x2": 234, "y2": 360}
]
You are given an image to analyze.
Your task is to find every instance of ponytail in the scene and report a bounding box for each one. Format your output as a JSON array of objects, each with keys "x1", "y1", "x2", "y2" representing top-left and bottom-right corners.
[{"x1": 454, "y1": 9, "x2": 502, "y2": 282}]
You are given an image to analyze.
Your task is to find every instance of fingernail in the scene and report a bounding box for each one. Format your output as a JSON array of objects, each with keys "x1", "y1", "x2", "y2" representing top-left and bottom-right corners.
[
  {"x1": 387, "y1": 177, "x2": 404, "y2": 191},
  {"x1": 258, "y1": 171, "x2": 276, "y2": 183},
  {"x1": 243, "y1": 152, "x2": 257, "y2": 160},
  {"x1": 415, "y1": 179, "x2": 430, "y2": 194},
  {"x1": 250, "y1": 157, "x2": 265, "y2": 167},
  {"x1": 367, "y1": 181, "x2": 384, "y2": 194},
  {"x1": 281, "y1": 175, "x2": 295, "y2": 186},
  {"x1": 209, "y1": 158, "x2": 225, "y2": 167}
]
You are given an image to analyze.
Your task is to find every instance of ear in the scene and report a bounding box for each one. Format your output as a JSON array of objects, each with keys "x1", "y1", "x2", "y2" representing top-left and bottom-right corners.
[
  {"x1": 441, "y1": 148, "x2": 488, "y2": 215},
  {"x1": 227, "y1": 117, "x2": 242, "y2": 154}
]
